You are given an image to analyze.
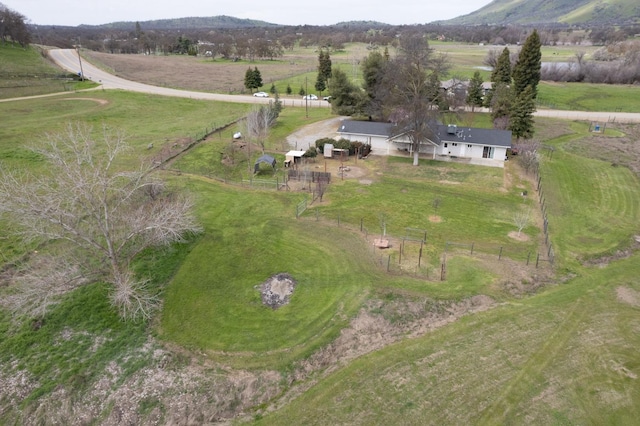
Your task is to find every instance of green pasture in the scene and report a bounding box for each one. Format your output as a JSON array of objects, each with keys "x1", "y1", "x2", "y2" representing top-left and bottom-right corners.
[
  {"x1": 0, "y1": 43, "x2": 94, "y2": 98},
  {"x1": 159, "y1": 177, "x2": 377, "y2": 368},
  {"x1": 537, "y1": 82, "x2": 640, "y2": 112},
  {"x1": 0, "y1": 90, "x2": 248, "y2": 170},
  {"x1": 3, "y1": 44, "x2": 640, "y2": 423},
  {"x1": 540, "y1": 122, "x2": 640, "y2": 265},
  {"x1": 253, "y1": 253, "x2": 640, "y2": 425}
]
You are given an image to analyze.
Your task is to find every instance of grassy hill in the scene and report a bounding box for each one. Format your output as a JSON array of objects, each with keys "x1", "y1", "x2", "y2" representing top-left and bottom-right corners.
[{"x1": 442, "y1": 0, "x2": 640, "y2": 26}]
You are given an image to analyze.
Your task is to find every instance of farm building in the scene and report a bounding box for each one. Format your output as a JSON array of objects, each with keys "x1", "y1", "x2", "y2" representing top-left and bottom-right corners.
[{"x1": 337, "y1": 119, "x2": 512, "y2": 167}]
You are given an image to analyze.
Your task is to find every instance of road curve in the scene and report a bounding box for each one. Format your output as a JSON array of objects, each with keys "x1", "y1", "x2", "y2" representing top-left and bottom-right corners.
[
  {"x1": 47, "y1": 48, "x2": 329, "y2": 108},
  {"x1": 16, "y1": 49, "x2": 640, "y2": 123}
]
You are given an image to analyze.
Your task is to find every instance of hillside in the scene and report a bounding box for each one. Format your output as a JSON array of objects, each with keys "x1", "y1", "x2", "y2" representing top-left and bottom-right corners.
[
  {"x1": 441, "y1": 0, "x2": 640, "y2": 26},
  {"x1": 79, "y1": 15, "x2": 279, "y2": 30}
]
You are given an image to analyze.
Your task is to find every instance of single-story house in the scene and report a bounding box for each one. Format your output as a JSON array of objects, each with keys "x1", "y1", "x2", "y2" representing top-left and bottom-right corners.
[{"x1": 337, "y1": 120, "x2": 512, "y2": 167}]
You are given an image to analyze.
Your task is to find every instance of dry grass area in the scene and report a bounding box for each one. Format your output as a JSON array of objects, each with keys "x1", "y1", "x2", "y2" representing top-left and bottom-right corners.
[{"x1": 82, "y1": 51, "x2": 317, "y2": 93}]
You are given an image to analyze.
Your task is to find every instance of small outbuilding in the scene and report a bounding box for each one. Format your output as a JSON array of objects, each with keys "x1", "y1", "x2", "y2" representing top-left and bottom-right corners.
[
  {"x1": 254, "y1": 154, "x2": 277, "y2": 173},
  {"x1": 284, "y1": 150, "x2": 306, "y2": 167}
]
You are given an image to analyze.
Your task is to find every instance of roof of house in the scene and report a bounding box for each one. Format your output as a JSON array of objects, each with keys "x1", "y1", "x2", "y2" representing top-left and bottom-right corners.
[
  {"x1": 435, "y1": 125, "x2": 512, "y2": 148},
  {"x1": 336, "y1": 120, "x2": 511, "y2": 148},
  {"x1": 337, "y1": 120, "x2": 395, "y2": 137}
]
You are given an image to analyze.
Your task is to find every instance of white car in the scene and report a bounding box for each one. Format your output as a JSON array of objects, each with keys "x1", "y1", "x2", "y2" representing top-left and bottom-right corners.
[
  {"x1": 302, "y1": 94, "x2": 318, "y2": 100},
  {"x1": 253, "y1": 92, "x2": 269, "y2": 97}
]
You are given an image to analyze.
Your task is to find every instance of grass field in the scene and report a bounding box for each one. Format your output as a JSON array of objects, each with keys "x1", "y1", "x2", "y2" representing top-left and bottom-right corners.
[{"x1": 2, "y1": 43, "x2": 640, "y2": 424}]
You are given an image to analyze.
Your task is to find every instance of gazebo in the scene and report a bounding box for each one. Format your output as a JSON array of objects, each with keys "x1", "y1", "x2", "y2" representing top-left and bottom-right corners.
[{"x1": 254, "y1": 154, "x2": 277, "y2": 173}]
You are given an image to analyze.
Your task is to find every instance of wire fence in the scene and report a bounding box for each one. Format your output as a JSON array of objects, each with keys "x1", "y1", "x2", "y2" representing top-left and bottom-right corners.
[{"x1": 297, "y1": 207, "x2": 549, "y2": 282}]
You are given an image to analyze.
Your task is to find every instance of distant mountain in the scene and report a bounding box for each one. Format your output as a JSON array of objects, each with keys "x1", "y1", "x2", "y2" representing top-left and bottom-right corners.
[
  {"x1": 79, "y1": 15, "x2": 279, "y2": 30},
  {"x1": 440, "y1": 0, "x2": 640, "y2": 26}
]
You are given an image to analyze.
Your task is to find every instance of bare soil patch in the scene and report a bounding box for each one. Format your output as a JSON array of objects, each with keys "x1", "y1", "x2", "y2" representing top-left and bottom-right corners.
[
  {"x1": 259, "y1": 273, "x2": 297, "y2": 309},
  {"x1": 508, "y1": 231, "x2": 530, "y2": 241},
  {"x1": 429, "y1": 215, "x2": 442, "y2": 223},
  {"x1": 616, "y1": 286, "x2": 640, "y2": 307},
  {"x1": 62, "y1": 97, "x2": 109, "y2": 105}
]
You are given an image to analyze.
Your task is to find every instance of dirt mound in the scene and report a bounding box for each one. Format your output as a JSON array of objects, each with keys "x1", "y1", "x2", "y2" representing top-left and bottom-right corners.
[{"x1": 259, "y1": 273, "x2": 297, "y2": 309}]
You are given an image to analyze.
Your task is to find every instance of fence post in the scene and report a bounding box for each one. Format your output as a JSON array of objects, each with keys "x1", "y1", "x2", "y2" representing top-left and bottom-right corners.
[
  {"x1": 471, "y1": 242, "x2": 474, "y2": 255},
  {"x1": 536, "y1": 253, "x2": 540, "y2": 268},
  {"x1": 498, "y1": 246, "x2": 503, "y2": 260},
  {"x1": 527, "y1": 251, "x2": 531, "y2": 265},
  {"x1": 338, "y1": 214, "x2": 340, "y2": 227},
  {"x1": 360, "y1": 218, "x2": 363, "y2": 232},
  {"x1": 316, "y1": 208, "x2": 319, "y2": 221},
  {"x1": 387, "y1": 255, "x2": 391, "y2": 272}
]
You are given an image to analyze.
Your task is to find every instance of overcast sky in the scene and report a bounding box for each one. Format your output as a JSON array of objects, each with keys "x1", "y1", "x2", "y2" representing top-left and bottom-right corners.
[{"x1": 4, "y1": 0, "x2": 493, "y2": 27}]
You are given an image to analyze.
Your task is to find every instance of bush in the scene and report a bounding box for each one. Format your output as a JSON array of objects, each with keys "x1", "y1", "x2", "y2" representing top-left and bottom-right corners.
[{"x1": 304, "y1": 147, "x2": 318, "y2": 158}]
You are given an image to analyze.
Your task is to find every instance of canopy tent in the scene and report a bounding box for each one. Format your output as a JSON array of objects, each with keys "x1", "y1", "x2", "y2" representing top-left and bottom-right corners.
[{"x1": 254, "y1": 154, "x2": 277, "y2": 173}]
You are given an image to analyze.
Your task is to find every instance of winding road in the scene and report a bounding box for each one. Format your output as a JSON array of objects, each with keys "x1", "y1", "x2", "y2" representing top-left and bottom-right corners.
[{"x1": 7, "y1": 49, "x2": 640, "y2": 123}]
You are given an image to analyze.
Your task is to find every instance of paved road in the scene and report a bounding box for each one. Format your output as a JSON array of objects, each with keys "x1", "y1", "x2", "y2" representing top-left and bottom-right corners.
[
  {"x1": 10, "y1": 49, "x2": 640, "y2": 123},
  {"x1": 47, "y1": 49, "x2": 328, "y2": 108}
]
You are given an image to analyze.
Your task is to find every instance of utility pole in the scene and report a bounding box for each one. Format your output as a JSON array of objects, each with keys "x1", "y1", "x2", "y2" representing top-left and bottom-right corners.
[
  {"x1": 305, "y1": 76, "x2": 308, "y2": 118},
  {"x1": 76, "y1": 44, "x2": 85, "y2": 81}
]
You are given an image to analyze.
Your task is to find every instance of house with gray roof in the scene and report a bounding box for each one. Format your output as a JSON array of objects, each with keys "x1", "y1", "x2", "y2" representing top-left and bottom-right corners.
[{"x1": 337, "y1": 119, "x2": 512, "y2": 167}]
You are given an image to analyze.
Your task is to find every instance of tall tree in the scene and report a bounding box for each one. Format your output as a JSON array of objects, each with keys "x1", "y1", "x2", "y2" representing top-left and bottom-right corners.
[
  {"x1": 0, "y1": 123, "x2": 201, "y2": 321},
  {"x1": 509, "y1": 84, "x2": 536, "y2": 140},
  {"x1": 380, "y1": 34, "x2": 449, "y2": 166},
  {"x1": 491, "y1": 47, "x2": 512, "y2": 85},
  {"x1": 327, "y1": 68, "x2": 363, "y2": 116},
  {"x1": 512, "y1": 29, "x2": 542, "y2": 98},
  {"x1": 318, "y1": 49, "x2": 332, "y2": 83},
  {"x1": 361, "y1": 50, "x2": 387, "y2": 118},
  {"x1": 466, "y1": 71, "x2": 485, "y2": 112},
  {"x1": 314, "y1": 73, "x2": 327, "y2": 95},
  {"x1": 0, "y1": 4, "x2": 31, "y2": 46},
  {"x1": 489, "y1": 83, "x2": 513, "y2": 130}
]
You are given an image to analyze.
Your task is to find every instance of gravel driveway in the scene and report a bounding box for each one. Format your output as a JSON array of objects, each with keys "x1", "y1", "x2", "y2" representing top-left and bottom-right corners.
[{"x1": 286, "y1": 116, "x2": 348, "y2": 150}]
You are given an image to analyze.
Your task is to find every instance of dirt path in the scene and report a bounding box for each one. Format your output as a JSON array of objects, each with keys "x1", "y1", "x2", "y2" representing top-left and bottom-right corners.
[{"x1": 285, "y1": 116, "x2": 347, "y2": 150}]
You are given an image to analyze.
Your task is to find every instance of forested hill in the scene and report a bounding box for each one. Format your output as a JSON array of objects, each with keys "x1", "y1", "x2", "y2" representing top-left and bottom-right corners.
[
  {"x1": 79, "y1": 15, "x2": 279, "y2": 30},
  {"x1": 440, "y1": 0, "x2": 640, "y2": 26}
]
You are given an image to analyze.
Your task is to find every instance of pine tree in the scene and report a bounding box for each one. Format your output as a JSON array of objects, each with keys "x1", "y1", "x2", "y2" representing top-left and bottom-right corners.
[
  {"x1": 491, "y1": 47, "x2": 512, "y2": 85},
  {"x1": 509, "y1": 85, "x2": 536, "y2": 140},
  {"x1": 286, "y1": 84, "x2": 292, "y2": 95},
  {"x1": 512, "y1": 30, "x2": 542, "y2": 98},
  {"x1": 253, "y1": 67, "x2": 263, "y2": 89},
  {"x1": 244, "y1": 67, "x2": 256, "y2": 92},
  {"x1": 466, "y1": 71, "x2": 485, "y2": 112},
  {"x1": 315, "y1": 73, "x2": 327, "y2": 94},
  {"x1": 319, "y1": 50, "x2": 333, "y2": 82},
  {"x1": 490, "y1": 83, "x2": 513, "y2": 130}
]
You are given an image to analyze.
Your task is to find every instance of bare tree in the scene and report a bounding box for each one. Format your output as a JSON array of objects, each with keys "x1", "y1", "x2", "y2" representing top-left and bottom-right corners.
[
  {"x1": 0, "y1": 123, "x2": 202, "y2": 321},
  {"x1": 245, "y1": 104, "x2": 278, "y2": 154},
  {"x1": 513, "y1": 207, "x2": 531, "y2": 237}
]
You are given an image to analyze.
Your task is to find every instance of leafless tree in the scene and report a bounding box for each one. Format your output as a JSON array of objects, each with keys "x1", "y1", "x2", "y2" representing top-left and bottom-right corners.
[
  {"x1": 0, "y1": 123, "x2": 202, "y2": 321},
  {"x1": 513, "y1": 207, "x2": 531, "y2": 237},
  {"x1": 514, "y1": 139, "x2": 541, "y2": 175},
  {"x1": 245, "y1": 104, "x2": 278, "y2": 154}
]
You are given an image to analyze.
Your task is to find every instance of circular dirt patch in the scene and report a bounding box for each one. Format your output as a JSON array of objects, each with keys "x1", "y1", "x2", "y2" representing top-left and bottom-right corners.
[
  {"x1": 259, "y1": 273, "x2": 297, "y2": 309},
  {"x1": 508, "y1": 231, "x2": 530, "y2": 241},
  {"x1": 429, "y1": 215, "x2": 442, "y2": 223}
]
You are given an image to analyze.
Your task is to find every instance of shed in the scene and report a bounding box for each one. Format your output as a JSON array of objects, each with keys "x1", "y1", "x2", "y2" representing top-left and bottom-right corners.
[
  {"x1": 254, "y1": 154, "x2": 277, "y2": 173},
  {"x1": 324, "y1": 143, "x2": 334, "y2": 158},
  {"x1": 285, "y1": 150, "x2": 306, "y2": 167}
]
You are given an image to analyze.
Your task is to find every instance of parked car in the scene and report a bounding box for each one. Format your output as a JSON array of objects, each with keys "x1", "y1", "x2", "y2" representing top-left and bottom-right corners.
[
  {"x1": 323, "y1": 96, "x2": 332, "y2": 101},
  {"x1": 253, "y1": 92, "x2": 269, "y2": 97},
  {"x1": 302, "y1": 94, "x2": 318, "y2": 100}
]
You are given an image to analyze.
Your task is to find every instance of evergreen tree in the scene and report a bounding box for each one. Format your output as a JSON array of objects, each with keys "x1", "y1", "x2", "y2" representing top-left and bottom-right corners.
[
  {"x1": 509, "y1": 85, "x2": 536, "y2": 140},
  {"x1": 491, "y1": 47, "x2": 512, "y2": 85},
  {"x1": 244, "y1": 67, "x2": 256, "y2": 92},
  {"x1": 252, "y1": 67, "x2": 263, "y2": 90},
  {"x1": 466, "y1": 71, "x2": 485, "y2": 112},
  {"x1": 318, "y1": 49, "x2": 332, "y2": 83},
  {"x1": 328, "y1": 68, "x2": 364, "y2": 116},
  {"x1": 286, "y1": 84, "x2": 292, "y2": 95},
  {"x1": 512, "y1": 30, "x2": 542, "y2": 98},
  {"x1": 269, "y1": 83, "x2": 276, "y2": 94},
  {"x1": 299, "y1": 86, "x2": 305, "y2": 96},
  {"x1": 244, "y1": 67, "x2": 263, "y2": 92},
  {"x1": 361, "y1": 51, "x2": 386, "y2": 102},
  {"x1": 490, "y1": 83, "x2": 513, "y2": 130},
  {"x1": 315, "y1": 73, "x2": 327, "y2": 94}
]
